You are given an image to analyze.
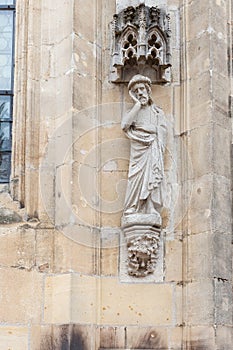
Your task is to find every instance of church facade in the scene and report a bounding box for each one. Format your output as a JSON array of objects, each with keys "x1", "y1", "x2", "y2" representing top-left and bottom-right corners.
[{"x1": 0, "y1": 0, "x2": 232, "y2": 348}]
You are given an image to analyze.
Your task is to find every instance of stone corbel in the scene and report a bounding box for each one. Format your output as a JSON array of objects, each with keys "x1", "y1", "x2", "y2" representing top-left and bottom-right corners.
[{"x1": 122, "y1": 214, "x2": 161, "y2": 277}]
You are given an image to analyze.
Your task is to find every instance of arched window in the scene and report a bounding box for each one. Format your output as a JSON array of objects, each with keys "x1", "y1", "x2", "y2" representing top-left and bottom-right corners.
[{"x1": 0, "y1": 0, "x2": 15, "y2": 182}]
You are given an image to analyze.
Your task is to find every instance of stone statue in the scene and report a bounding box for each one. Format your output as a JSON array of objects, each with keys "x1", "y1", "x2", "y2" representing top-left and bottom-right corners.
[
  {"x1": 121, "y1": 74, "x2": 166, "y2": 217},
  {"x1": 121, "y1": 74, "x2": 166, "y2": 277}
]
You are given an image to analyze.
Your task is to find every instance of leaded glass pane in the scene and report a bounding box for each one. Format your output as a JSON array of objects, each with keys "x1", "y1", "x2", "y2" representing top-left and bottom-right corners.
[
  {"x1": 0, "y1": 1, "x2": 15, "y2": 5},
  {"x1": 0, "y1": 11, "x2": 13, "y2": 91},
  {"x1": 0, "y1": 152, "x2": 11, "y2": 182},
  {"x1": 0, "y1": 3, "x2": 14, "y2": 182},
  {"x1": 0, "y1": 122, "x2": 11, "y2": 151},
  {"x1": 0, "y1": 95, "x2": 11, "y2": 120}
]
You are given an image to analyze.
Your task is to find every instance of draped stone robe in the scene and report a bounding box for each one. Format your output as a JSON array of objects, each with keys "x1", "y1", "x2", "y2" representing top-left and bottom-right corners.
[{"x1": 123, "y1": 104, "x2": 166, "y2": 214}]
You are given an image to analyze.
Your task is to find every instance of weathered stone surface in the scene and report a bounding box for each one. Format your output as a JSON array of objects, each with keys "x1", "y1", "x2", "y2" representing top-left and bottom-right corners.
[
  {"x1": 183, "y1": 281, "x2": 215, "y2": 325},
  {"x1": 165, "y1": 239, "x2": 182, "y2": 282},
  {"x1": 126, "y1": 327, "x2": 168, "y2": 349},
  {"x1": 186, "y1": 0, "x2": 210, "y2": 41},
  {"x1": 215, "y1": 326, "x2": 233, "y2": 350},
  {"x1": 184, "y1": 232, "x2": 232, "y2": 281},
  {"x1": 40, "y1": 76, "x2": 72, "y2": 119},
  {"x1": 35, "y1": 229, "x2": 54, "y2": 273},
  {"x1": 53, "y1": 228, "x2": 96, "y2": 275},
  {"x1": 41, "y1": 0, "x2": 73, "y2": 45},
  {"x1": 0, "y1": 0, "x2": 231, "y2": 348},
  {"x1": 0, "y1": 226, "x2": 35, "y2": 269},
  {"x1": 188, "y1": 74, "x2": 212, "y2": 129},
  {"x1": 215, "y1": 280, "x2": 233, "y2": 325},
  {"x1": 152, "y1": 85, "x2": 173, "y2": 117},
  {"x1": 99, "y1": 277, "x2": 173, "y2": 325},
  {"x1": 186, "y1": 124, "x2": 231, "y2": 180},
  {"x1": 44, "y1": 274, "x2": 72, "y2": 324},
  {"x1": 0, "y1": 269, "x2": 43, "y2": 323},
  {"x1": 175, "y1": 284, "x2": 183, "y2": 326},
  {"x1": 183, "y1": 326, "x2": 216, "y2": 349},
  {"x1": 212, "y1": 175, "x2": 232, "y2": 234},
  {"x1": 99, "y1": 326, "x2": 125, "y2": 348},
  {"x1": 169, "y1": 327, "x2": 183, "y2": 349},
  {"x1": 71, "y1": 274, "x2": 98, "y2": 324},
  {"x1": 0, "y1": 326, "x2": 28, "y2": 350},
  {"x1": 100, "y1": 228, "x2": 119, "y2": 276},
  {"x1": 44, "y1": 274, "x2": 173, "y2": 326},
  {"x1": 0, "y1": 207, "x2": 22, "y2": 224},
  {"x1": 74, "y1": 0, "x2": 97, "y2": 43},
  {"x1": 186, "y1": 33, "x2": 211, "y2": 78},
  {"x1": 31, "y1": 324, "x2": 95, "y2": 350},
  {"x1": 185, "y1": 175, "x2": 213, "y2": 234}
]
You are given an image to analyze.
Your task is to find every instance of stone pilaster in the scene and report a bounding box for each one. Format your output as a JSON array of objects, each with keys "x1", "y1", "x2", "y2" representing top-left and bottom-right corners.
[{"x1": 180, "y1": 0, "x2": 233, "y2": 347}]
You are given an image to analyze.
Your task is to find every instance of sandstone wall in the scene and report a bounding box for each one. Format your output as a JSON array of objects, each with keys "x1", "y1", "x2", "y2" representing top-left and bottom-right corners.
[{"x1": 0, "y1": 0, "x2": 231, "y2": 349}]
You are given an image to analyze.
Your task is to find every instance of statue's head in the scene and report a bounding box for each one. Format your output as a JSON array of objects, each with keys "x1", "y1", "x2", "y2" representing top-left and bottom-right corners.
[{"x1": 128, "y1": 74, "x2": 153, "y2": 106}]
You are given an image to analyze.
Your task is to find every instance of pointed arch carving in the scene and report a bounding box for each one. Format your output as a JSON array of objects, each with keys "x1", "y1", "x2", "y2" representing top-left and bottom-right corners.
[{"x1": 110, "y1": 4, "x2": 172, "y2": 84}]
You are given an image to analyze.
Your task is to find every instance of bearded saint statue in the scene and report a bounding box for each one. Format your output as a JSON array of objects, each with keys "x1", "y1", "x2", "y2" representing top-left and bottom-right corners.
[{"x1": 121, "y1": 74, "x2": 166, "y2": 217}]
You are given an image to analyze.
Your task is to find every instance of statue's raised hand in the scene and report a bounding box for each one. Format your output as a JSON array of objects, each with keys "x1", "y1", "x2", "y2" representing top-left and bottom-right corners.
[{"x1": 129, "y1": 90, "x2": 141, "y2": 108}]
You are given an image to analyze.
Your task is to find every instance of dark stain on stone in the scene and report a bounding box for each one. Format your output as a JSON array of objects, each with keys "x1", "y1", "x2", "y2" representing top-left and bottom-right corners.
[
  {"x1": 70, "y1": 325, "x2": 87, "y2": 350},
  {"x1": 184, "y1": 340, "x2": 210, "y2": 350},
  {"x1": 40, "y1": 324, "x2": 87, "y2": 350},
  {"x1": 60, "y1": 325, "x2": 69, "y2": 350},
  {"x1": 131, "y1": 330, "x2": 166, "y2": 349},
  {"x1": 100, "y1": 326, "x2": 125, "y2": 348},
  {"x1": 40, "y1": 333, "x2": 56, "y2": 350}
]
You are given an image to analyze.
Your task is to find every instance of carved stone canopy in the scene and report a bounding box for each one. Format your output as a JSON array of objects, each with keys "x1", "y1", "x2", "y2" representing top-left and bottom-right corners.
[{"x1": 110, "y1": 4, "x2": 172, "y2": 84}]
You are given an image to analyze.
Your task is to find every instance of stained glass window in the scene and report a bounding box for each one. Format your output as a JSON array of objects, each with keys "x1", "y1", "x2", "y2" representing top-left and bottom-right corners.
[{"x1": 0, "y1": 1, "x2": 15, "y2": 182}]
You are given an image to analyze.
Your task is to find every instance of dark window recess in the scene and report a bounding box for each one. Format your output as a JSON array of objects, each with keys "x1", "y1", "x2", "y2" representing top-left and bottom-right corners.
[{"x1": 0, "y1": 0, "x2": 15, "y2": 182}]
